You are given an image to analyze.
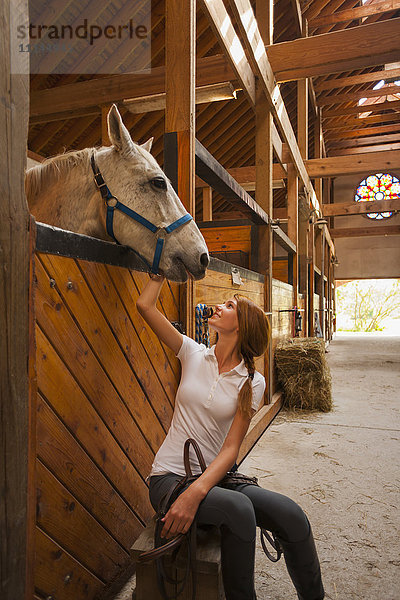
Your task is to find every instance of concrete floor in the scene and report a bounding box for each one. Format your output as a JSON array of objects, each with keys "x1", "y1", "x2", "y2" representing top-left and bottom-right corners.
[{"x1": 243, "y1": 333, "x2": 400, "y2": 600}]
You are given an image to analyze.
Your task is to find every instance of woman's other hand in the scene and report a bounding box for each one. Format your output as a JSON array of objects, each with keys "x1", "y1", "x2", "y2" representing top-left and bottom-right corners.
[{"x1": 160, "y1": 486, "x2": 203, "y2": 538}]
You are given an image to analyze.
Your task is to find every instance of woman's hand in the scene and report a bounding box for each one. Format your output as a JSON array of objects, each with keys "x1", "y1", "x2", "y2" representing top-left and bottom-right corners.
[{"x1": 160, "y1": 487, "x2": 203, "y2": 538}]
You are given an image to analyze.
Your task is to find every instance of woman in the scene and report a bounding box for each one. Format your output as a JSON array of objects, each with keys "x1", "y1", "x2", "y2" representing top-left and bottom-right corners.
[{"x1": 137, "y1": 274, "x2": 324, "y2": 600}]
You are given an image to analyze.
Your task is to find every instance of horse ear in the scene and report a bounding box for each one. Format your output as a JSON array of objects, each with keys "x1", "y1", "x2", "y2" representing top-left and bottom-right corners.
[
  {"x1": 140, "y1": 137, "x2": 153, "y2": 153},
  {"x1": 107, "y1": 104, "x2": 133, "y2": 152}
]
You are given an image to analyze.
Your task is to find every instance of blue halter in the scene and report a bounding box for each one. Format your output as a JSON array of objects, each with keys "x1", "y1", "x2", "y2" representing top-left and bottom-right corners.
[{"x1": 91, "y1": 153, "x2": 193, "y2": 274}]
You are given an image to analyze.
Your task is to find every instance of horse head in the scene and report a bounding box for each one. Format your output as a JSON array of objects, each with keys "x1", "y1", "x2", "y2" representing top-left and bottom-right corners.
[{"x1": 93, "y1": 105, "x2": 209, "y2": 281}]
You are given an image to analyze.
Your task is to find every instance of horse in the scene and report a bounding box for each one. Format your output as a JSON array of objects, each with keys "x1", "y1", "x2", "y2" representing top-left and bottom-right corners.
[{"x1": 26, "y1": 104, "x2": 209, "y2": 282}]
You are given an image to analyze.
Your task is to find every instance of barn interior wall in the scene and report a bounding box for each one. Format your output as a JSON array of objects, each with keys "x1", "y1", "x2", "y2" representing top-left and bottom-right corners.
[{"x1": 333, "y1": 173, "x2": 400, "y2": 280}]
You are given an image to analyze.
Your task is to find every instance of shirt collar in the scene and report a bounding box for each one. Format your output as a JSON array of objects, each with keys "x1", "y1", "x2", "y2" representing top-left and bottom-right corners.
[{"x1": 205, "y1": 345, "x2": 248, "y2": 377}]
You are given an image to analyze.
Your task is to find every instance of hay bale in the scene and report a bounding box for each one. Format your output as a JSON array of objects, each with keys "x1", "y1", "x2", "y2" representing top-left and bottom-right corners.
[{"x1": 275, "y1": 338, "x2": 332, "y2": 412}]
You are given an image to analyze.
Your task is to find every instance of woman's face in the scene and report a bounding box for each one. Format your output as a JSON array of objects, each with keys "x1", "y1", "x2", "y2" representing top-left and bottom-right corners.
[{"x1": 208, "y1": 297, "x2": 239, "y2": 335}]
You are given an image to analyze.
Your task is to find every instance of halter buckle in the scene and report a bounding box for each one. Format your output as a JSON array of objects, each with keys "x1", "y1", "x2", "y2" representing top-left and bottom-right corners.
[
  {"x1": 155, "y1": 227, "x2": 167, "y2": 239},
  {"x1": 106, "y1": 196, "x2": 118, "y2": 208}
]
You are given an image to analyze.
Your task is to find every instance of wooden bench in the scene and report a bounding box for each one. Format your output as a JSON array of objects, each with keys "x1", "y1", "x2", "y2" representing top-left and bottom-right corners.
[{"x1": 131, "y1": 519, "x2": 225, "y2": 599}]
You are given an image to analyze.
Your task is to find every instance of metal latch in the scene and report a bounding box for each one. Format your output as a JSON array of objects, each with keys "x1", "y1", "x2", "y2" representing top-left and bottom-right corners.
[{"x1": 231, "y1": 268, "x2": 243, "y2": 286}]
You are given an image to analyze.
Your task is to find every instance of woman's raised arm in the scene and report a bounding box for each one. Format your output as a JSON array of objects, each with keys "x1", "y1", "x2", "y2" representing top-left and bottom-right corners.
[{"x1": 136, "y1": 274, "x2": 183, "y2": 355}]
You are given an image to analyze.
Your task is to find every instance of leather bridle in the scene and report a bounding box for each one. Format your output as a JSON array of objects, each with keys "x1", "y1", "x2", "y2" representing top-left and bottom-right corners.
[{"x1": 90, "y1": 152, "x2": 193, "y2": 274}]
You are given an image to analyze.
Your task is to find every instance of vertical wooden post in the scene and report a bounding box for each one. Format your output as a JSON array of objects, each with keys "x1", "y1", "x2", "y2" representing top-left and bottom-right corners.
[
  {"x1": 256, "y1": 0, "x2": 274, "y2": 402},
  {"x1": 0, "y1": 1, "x2": 34, "y2": 598},
  {"x1": 164, "y1": 0, "x2": 196, "y2": 336},
  {"x1": 314, "y1": 109, "x2": 323, "y2": 206},
  {"x1": 308, "y1": 221, "x2": 315, "y2": 336},
  {"x1": 297, "y1": 79, "x2": 308, "y2": 161},
  {"x1": 202, "y1": 187, "x2": 213, "y2": 221},
  {"x1": 297, "y1": 76, "x2": 308, "y2": 333},
  {"x1": 287, "y1": 164, "x2": 299, "y2": 310},
  {"x1": 320, "y1": 228, "x2": 326, "y2": 339}
]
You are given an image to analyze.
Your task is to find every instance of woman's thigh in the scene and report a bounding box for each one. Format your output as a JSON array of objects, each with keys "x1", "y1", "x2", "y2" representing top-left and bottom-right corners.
[
  {"x1": 196, "y1": 485, "x2": 257, "y2": 543},
  {"x1": 149, "y1": 475, "x2": 257, "y2": 543},
  {"x1": 235, "y1": 484, "x2": 310, "y2": 542}
]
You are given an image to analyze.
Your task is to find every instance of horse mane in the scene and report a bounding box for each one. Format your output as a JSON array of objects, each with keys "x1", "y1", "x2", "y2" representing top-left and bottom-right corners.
[{"x1": 25, "y1": 147, "x2": 94, "y2": 200}]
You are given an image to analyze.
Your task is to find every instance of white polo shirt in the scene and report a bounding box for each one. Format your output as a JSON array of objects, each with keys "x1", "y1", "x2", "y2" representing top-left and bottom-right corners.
[{"x1": 149, "y1": 335, "x2": 266, "y2": 477}]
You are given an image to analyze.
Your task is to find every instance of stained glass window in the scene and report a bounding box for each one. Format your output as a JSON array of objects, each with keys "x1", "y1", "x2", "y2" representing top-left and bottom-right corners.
[{"x1": 355, "y1": 173, "x2": 399, "y2": 220}]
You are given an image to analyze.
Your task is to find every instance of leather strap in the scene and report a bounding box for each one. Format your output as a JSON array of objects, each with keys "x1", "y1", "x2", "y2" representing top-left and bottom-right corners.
[{"x1": 183, "y1": 438, "x2": 207, "y2": 477}]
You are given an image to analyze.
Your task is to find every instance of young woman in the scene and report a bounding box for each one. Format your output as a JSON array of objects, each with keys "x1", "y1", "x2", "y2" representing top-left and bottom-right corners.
[{"x1": 137, "y1": 274, "x2": 324, "y2": 600}]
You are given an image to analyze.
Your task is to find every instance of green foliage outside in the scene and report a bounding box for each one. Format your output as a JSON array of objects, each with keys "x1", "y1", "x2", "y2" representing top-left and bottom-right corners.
[{"x1": 336, "y1": 279, "x2": 400, "y2": 332}]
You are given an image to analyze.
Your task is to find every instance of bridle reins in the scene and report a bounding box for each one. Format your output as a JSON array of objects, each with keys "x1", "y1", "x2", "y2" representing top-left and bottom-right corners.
[{"x1": 90, "y1": 152, "x2": 193, "y2": 275}]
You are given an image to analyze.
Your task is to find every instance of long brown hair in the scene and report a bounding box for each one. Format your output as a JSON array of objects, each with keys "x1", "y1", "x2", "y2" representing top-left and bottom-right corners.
[{"x1": 234, "y1": 294, "x2": 271, "y2": 419}]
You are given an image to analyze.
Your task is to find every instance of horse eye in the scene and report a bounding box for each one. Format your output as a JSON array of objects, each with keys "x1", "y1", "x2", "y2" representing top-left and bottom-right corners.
[{"x1": 150, "y1": 177, "x2": 167, "y2": 191}]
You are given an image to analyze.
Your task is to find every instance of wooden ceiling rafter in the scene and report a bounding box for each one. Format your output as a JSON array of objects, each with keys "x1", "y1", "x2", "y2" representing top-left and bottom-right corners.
[
  {"x1": 309, "y1": 0, "x2": 400, "y2": 29},
  {"x1": 317, "y1": 84, "x2": 400, "y2": 106},
  {"x1": 325, "y1": 122, "x2": 400, "y2": 140},
  {"x1": 314, "y1": 67, "x2": 400, "y2": 92},
  {"x1": 327, "y1": 133, "x2": 400, "y2": 149},
  {"x1": 323, "y1": 98, "x2": 400, "y2": 117},
  {"x1": 329, "y1": 142, "x2": 400, "y2": 155}
]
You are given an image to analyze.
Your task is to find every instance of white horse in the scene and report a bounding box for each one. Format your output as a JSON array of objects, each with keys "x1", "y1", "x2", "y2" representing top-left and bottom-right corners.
[{"x1": 26, "y1": 105, "x2": 209, "y2": 281}]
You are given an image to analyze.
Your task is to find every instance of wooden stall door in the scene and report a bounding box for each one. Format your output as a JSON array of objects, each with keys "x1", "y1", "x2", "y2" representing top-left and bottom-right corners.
[{"x1": 33, "y1": 253, "x2": 181, "y2": 600}]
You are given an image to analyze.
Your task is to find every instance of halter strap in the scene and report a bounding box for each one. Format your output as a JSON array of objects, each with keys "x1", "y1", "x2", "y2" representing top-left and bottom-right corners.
[{"x1": 90, "y1": 153, "x2": 193, "y2": 274}]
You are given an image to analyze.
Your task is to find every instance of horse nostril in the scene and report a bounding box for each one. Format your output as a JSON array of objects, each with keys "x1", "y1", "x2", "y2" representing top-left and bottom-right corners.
[{"x1": 200, "y1": 253, "x2": 209, "y2": 268}]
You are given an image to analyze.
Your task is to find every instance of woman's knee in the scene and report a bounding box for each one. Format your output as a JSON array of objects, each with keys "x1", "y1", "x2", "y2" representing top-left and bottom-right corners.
[
  {"x1": 277, "y1": 497, "x2": 310, "y2": 542},
  {"x1": 199, "y1": 489, "x2": 257, "y2": 542}
]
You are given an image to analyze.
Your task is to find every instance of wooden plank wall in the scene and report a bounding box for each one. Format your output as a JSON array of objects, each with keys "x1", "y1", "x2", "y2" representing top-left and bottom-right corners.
[
  {"x1": 200, "y1": 225, "x2": 252, "y2": 255},
  {"x1": 33, "y1": 252, "x2": 181, "y2": 600},
  {"x1": 272, "y1": 258, "x2": 289, "y2": 283}
]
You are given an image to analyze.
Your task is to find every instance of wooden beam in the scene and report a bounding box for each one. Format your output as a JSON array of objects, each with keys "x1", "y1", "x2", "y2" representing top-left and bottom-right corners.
[
  {"x1": 195, "y1": 139, "x2": 269, "y2": 224},
  {"x1": 198, "y1": 0, "x2": 284, "y2": 164},
  {"x1": 227, "y1": 0, "x2": 323, "y2": 219},
  {"x1": 306, "y1": 150, "x2": 400, "y2": 177},
  {"x1": 309, "y1": 0, "x2": 400, "y2": 28},
  {"x1": 29, "y1": 54, "x2": 235, "y2": 117},
  {"x1": 123, "y1": 82, "x2": 237, "y2": 113},
  {"x1": 238, "y1": 393, "x2": 283, "y2": 463},
  {"x1": 298, "y1": 78, "x2": 309, "y2": 159},
  {"x1": 269, "y1": 18, "x2": 400, "y2": 81},
  {"x1": 290, "y1": 0, "x2": 304, "y2": 36},
  {"x1": 308, "y1": 220, "x2": 315, "y2": 336},
  {"x1": 326, "y1": 123, "x2": 400, "y2": 141},
  {"x1": 29, "y1": 19, "x2": 400, "y2": 116},
  {"x1": 324, "y1": 112, "x2": 400, "y2": 131},
  {"x1": 1, "y1": 1, "x2": 35, "y2": 599},
  {"x1": 287, "y1": 163, "x2": 299, "y2": 305},
  {"x1": 318, "y1": 84, "x2": 400, "y2": 107},
  {"x1": 314, "y1": 67, "x2": 400, "y2": 92},
  {"x1": 199, "y1": 148, "x2": 400, "y2": 183},
  {"x1": 323, "y1": 99, "x2": 400, "y2": 118},
  {"x1": 164, "y1": 0, "x2": 196, "y2": 337},
  {"x1": 323, "y1": 198, "x2": 400, "y2": 217},
  {"x1": 273, "y1": 227, "x2": 297, "y2": 254},
  {"x1": 331, "y1": 225, "x2": 400, "y2": 237},
  {"x1": 327, "y1": 133, "x2": 400, "y2": 149},
  {"x1": 198, "y1": 0, "x2": 256, "y2": 105},
  {"x1": 30, "y1": 106, "x2": 101, "y2": 125},
  {"x1": 330, "y1": 142, "x2": 400, "y2": 155},
  {"x1": 314, "y1": 109, "x2": 323, "y2": 204},
  {"x1": 27, "y1": 149, "x2": 44, "y2": 162},
  {"x1": 256, "y1": 0, "x2": 273, "y2": 401},
  {"x1": 202, "y1": 187, "x2": 213, "y2": 221}
]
